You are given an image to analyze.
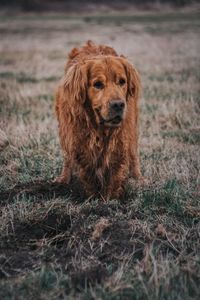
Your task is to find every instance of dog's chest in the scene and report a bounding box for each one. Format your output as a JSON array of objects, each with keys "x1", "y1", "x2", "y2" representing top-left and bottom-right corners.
[{"x1": 75, "y1": 133, "x2": 127, "y2": 174}]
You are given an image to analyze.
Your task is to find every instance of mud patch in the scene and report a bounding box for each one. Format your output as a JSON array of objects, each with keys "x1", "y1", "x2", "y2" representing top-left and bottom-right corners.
[
  {"x1": 94, "y1": 219, "x2": 151, "y2": 265},
  {"x1": 0, "y1": 211, "x2": 73, "y2": 278},
  {"x1": 71, "y1": 264, "x2": 108, "y2": 289},
  {"x1": 15, "y1": 212, "x2": 71, "y2": 240},
  {"x1": 0, "y1": 251, "x2": 37, "y2": 278},
  {"x1": 0, "y1": 177, "x2": 86, "y2": 205}
]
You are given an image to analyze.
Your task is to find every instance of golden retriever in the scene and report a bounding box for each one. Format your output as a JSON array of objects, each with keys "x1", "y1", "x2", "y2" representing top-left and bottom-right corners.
[{"x1": 55, "y1": 41, "x2": 143, "y2": 199}]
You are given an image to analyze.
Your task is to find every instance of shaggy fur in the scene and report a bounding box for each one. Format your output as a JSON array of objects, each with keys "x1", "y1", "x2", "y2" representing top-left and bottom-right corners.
[{"x1": 55, "y1": 41, "x2": 143, "y2": 199}]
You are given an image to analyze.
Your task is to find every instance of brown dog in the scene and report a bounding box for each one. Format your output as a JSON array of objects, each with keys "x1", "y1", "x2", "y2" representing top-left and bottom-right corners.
[{"x1": 55, "y1": 41, "x2": 143, "y2": 199}]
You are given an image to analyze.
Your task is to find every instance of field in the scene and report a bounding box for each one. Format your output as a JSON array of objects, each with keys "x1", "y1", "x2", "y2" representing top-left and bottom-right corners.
[{"x1": 0, "y1": 10, "x2": 200, "y2": 300}]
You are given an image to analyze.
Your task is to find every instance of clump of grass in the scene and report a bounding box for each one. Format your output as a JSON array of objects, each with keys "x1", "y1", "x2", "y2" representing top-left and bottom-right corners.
[
  {"x1": 162, "y1": 130, "x2": 200, "y2": 145},
  {"x1": 0, "y1": 71, "x2": 59, "y2": 83}
]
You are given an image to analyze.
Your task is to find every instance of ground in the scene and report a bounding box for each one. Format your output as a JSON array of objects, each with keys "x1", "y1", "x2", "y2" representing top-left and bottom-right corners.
[{"x1": 0, "y1": 9, "x2": 200, "y2": 300}]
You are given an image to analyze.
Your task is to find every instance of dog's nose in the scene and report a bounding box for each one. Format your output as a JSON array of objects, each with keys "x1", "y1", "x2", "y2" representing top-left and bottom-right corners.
[{"x1": 109, "y1": 100, "x2": 125, "y2": 113}]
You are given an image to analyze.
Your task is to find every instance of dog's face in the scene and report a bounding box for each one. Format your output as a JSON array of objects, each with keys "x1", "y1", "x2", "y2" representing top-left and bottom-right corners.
[
  {"x1": 87, "y1": 57, "x2": 128, "y2": 127},
  {"x1": 65, "y1": 56, "x2": 140, "y2": 128}
]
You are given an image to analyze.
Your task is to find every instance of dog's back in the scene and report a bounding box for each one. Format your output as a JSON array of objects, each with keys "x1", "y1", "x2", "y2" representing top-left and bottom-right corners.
[{"x1": 66, "y1": 40, "x2": 119, "y2": 69}]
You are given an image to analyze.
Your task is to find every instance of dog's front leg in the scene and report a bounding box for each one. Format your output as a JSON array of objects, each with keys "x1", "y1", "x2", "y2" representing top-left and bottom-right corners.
[{"x1": 54, "y1": 158, "x2": 72, "y2": 184}]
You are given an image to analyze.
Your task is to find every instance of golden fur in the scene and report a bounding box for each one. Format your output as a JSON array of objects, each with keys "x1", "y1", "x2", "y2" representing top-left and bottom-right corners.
[{"x1": 55, "y1": 41, "x2": 143, "y2": 199}]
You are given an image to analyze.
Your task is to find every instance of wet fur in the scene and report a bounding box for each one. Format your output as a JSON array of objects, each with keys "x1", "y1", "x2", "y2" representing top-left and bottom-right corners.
[{"x1": 55, "y1": 41, "x2": 142, "y2": 199}]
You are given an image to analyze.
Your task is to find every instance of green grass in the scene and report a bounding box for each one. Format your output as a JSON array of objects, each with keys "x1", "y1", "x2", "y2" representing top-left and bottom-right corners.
[
  {"x1": 83, "y1": 12, "x2": 200, "y2": 24},
  {"x1": 162, "y1": 130, "x2": 200, "y2": 145},
  {"x1": 0, "y1": 12, "x2": 199, "y2": 22},
  {"x1": 0, "y1": 72, "x2": 59, "y2": 83}
]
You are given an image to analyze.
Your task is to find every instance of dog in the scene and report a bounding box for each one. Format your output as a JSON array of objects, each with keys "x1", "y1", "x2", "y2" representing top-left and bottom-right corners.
[{"x1": 55, "y1": 41, "x2": 143, "y2": 199}]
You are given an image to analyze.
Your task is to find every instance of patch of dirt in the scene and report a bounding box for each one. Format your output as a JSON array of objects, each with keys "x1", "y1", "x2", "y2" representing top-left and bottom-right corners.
[
  {"x1": 0, "y1": 211, "x2": 73, "y2": 278},
  {"x1": 71, "y1": 264, "x2": 108, "y2": 289},
  {"x1": 0, "y1": 177, "x2": 86, "y2": 205},
  {"x1": 0, "y1": 207, "x2": 183, "y2": 283},
  {"x1": 15, "y1": 212, "x2": 71, "y2": 241},
  {"x1": 0, "y1": 251, "x2": 37, "y2": 278},
  {"x1": 93, "y1": 219, "x2": 151, "y2": 265},
  {"x1": 0, "y1": 185, "x2": 183, "y2": 283}
]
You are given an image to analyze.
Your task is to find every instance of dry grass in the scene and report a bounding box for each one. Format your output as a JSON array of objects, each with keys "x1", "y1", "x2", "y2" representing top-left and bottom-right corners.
[{"x1": 0, "y1": 11, "x2": 200, "y2": 300}]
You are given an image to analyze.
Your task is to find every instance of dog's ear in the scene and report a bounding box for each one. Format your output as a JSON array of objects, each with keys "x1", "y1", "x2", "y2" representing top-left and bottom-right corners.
[
  {"x1": 64, "y1": 63, "x2": 88, "y2": 105},
  {"x1": 122, "y1": 59, "x2": 141, "y2": 101}
]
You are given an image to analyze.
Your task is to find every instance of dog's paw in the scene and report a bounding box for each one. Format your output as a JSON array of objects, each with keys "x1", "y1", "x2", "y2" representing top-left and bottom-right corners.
[{"x1": 52, "y1": 175, "x2": 70, "y2": 185}]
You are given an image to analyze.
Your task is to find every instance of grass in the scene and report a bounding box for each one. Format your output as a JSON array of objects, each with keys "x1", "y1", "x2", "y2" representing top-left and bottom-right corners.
[
  {"x1": 0, "y1": 71, "x2": 59, "y2": 83},
  {"x1": 0, "y1": 11, "x2": 199, "y2": 22},
  {"x1": 0, "y1": 10, "x2": 200, "y2": 300}
]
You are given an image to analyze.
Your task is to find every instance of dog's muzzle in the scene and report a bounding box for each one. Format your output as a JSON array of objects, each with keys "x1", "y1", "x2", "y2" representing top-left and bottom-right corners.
[
  {"x1": 96, "y1": 99, "x2": 126, "y2": 126},
  {"x1": 107, "y1": 99, "x2": 125, "y2": 125}
]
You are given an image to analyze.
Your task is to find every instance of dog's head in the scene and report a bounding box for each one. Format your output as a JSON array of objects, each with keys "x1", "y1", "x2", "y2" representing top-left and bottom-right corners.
[{"x1": 64, "y1": 56, "x2": 140, "y2": 128}]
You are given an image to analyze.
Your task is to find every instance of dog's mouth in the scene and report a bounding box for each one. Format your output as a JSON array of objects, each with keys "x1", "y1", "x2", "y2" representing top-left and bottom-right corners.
[
  {"x1": 107, "y1": 115, "x2": 122, "y2": 125},
  {"x1": 95, "y1": 109, "x2": 123, "y2": 127},
  {"x1": 100, "y1": 114, "x2": 123, "y2": 127}
]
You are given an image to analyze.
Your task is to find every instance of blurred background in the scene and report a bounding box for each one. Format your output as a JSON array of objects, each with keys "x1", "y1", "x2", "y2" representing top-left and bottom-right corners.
[{"x1": 0, "y1": 0, "x2": 199, "y2": 13}]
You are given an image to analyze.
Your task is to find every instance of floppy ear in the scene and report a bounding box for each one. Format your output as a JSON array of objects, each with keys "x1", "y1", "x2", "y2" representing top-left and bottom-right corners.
[
  {"x1": 122, "y1": 59, "x2": 141, "y2": 101},
  {"x1": 64, "y1": 63, "x2": 88, "y2": 106}
]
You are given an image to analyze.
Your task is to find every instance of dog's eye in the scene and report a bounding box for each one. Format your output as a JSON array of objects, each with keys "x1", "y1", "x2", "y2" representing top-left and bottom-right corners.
[
  {"x1": 93, "y1": 81, "x2": 104, "y2": 89},
  {"x1": 119, "y1": 78, "x2": 126, "y2": 86}
]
